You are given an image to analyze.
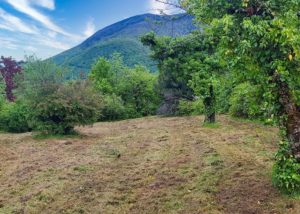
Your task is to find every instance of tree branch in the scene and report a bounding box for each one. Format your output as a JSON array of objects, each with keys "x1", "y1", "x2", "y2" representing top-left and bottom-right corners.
[{"x1": 155, "y1": 0, "x2": 184, "y2": 10}]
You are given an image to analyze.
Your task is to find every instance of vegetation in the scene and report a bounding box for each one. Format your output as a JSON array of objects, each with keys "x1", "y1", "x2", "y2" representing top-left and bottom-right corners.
[
  {"x1": 229, "y1": 82, "x2": 265, "y2": 119},
  {"x1": 1, "y1": 115, "x2": 298, "y2": 213},
  {"x1": 0, "y1": 0, "x2": 300, "y2": 211},
  {"x1": 51, "y1": 14, "x2": 195, "y2": 75},
  {"x1": 140, "y1": 0, "x2": 300, "y2": 194},
  {"x1": 180, "y1": 0, "x2": 300, "y2": 194},
  {"x1": 0, "y1": 56, "x2": 22, "y2": 101},
  {"x1": 0, "y1": 101, "x2": 31, "y2": 133},
  {"x1": 30, "y1": 81, "x2": 102, "y2": 134},
  {"x1": 0, "y1": 54, "x2": 160, "y2": 134},
  {"x1": 0, "y1": 58, "x2": 102, "y2": 135},
  {"x1": 89, "y1": 54, "x2": 160, "y2": 120}
]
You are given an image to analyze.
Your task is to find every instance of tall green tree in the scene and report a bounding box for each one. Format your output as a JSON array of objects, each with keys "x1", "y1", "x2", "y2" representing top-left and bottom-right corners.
[
  {"x1": 142, "y1": 32, "x2": 194, "y2": 115},
  {"x1": 142, "y1": 31, "x2": 224, "y2": 122},
  {"x1": 182, "y1": 0, "x2": 300, "y2": 192}
]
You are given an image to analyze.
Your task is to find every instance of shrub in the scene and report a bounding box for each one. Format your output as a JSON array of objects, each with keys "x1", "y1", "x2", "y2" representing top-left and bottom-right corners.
[
  {"x1": 90, "y1": 56, "x2": 160, "y2": 120},
  {"x1": 100, "y1": 94, "x2": 126, "y2": 121},
  {"x1": 31, "y1": 81, "x2": 102, "y2": 134},
  {"x1": 215, "y1": 76, "x2": 232, "y2": 114},
  {"x1": 272, "y1": 141, "x2": 300, "y2": 195},
  {"x1": 0, "y1": 101, "x2": 31, "y2": 133},
  {"x1": 229, "y1": 82, "x2": 263, "y2": 119},
  {"x1": 177, "y1": 99, "x2": 204, "y2": 116},
  {"x1": 118, "y1": 66, "x2": 160, "y2": 117}
]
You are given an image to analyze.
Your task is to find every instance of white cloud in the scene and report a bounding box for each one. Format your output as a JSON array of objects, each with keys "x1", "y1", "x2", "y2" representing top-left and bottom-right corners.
[
  {"x1": 35, "y1": 36, "x2": 72, "y2": 50},
  {"x1": 84, "y1": 18, "x2": 95, "y2": 37},
  {"x1": 0, "y1": 8, "x2": 37, "y2": 34},
  {"x1": 149, "y1": 0, "x2": 168, "y2": 14},
  {"x1": 5, "y1": 0, "x2": 78, "y2": 39},
  {"x1": 47, "y1": 31, "x2": 57, "y2": 39},
  {"x1": 0, "y1": 36, "x2": 18, "y2": 50},
  {"x1": 148, "y1": 0, "x2": 181, "y2": 15},
  {"x1": 1, "y1": 0, "x2": 97, "y2": 59},
  {"x1": 25, "y1": 46, "x2": 38, "y2": 52},
  {"x1": 0, "y1": 23, "x2": 14, "y2": 31},
  {"x1": 30, "y1": 0, "x2": 55, "y2": 10}
]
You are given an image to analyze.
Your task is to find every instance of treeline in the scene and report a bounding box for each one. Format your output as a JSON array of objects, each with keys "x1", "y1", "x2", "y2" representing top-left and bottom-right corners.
[
  {"x1": 0, "y1": 50, "x2": 270, "y2": 137},
  {"x1": 0, "y1": 55, "x2": 159, "y2": 135}
]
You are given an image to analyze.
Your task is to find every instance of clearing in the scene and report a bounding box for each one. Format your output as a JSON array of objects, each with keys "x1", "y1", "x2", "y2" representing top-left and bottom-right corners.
[{"x1": 0, "y1": 115, "x2": 299, "y2": 214}]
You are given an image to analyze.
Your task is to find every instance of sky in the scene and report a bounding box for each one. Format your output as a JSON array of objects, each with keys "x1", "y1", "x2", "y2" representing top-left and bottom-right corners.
[{"x1": 0, "y1": 0, "x2": 177, "y2": 60}]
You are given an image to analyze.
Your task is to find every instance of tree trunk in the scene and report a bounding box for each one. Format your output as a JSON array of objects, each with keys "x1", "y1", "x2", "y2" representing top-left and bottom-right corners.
[
  {"x1": 204, "y1": 85, "x2": 216, "y2": 123},
  {"x1": 275, "y1": 73, "x2": 300, "y2": 159}
]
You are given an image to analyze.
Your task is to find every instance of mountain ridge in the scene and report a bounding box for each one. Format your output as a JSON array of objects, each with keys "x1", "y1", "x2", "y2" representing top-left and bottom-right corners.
[{"x1": 51, "y1": 13, "x2": 196, "y2": 75}]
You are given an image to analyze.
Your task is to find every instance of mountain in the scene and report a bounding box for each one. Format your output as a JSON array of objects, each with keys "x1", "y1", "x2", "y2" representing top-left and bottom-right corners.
[{"x1": 51, "y1": 13, "x2": 196, "y2": 75}]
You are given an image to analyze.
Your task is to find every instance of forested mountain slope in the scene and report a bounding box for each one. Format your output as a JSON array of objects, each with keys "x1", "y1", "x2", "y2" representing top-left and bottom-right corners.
[{"x1": 51, "y1": 13, "x2": 196, "y2": 75}]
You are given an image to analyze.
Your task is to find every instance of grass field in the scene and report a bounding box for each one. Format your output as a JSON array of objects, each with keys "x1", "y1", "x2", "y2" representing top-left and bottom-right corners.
[{"x1": 0, "y1": 115, "x2": 299, "y2": 213}]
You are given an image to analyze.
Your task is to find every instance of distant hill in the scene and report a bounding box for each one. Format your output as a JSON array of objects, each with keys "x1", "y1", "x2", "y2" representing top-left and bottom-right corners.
[{"x1": 51, "y1": 13, "x2": 196, "y2": 76}]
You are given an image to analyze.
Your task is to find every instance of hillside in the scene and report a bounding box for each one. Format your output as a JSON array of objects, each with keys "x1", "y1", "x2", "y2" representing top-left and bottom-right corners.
[
  {"x1": 0, "y1": 116, "x2": 299, "y2": 213},
  {"x1": 51, "y1": 13, "x2": 196, "y2": 75}
]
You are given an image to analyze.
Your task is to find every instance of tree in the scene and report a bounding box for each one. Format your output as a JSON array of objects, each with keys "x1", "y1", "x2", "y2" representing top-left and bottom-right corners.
[
  {"x1": 89, "y1": 54, "x2": 160, "y2": 120},
  {"x1": 118, "y1": 65, "x2": 160, "y2": 117},
  {"x1": 141, "y1": 32, "x2": 224, "y2": 122},
  {"x1": 183, "y1": 0, "x2": 300, "y2": 193},
  {"x1": 141, "y1": 32, "x2": 194, "y2": 115},
  {"x1": 0, "y1": 56, "x2": 22, "y2": 101},
  {"x1": 15, "y1": 56, "x2": 65, "y2": 103}
]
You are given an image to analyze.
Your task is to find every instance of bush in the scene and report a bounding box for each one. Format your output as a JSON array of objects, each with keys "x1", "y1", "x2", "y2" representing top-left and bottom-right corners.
[
  {"x1": 215, "y1": 76, "x2": 232, "y2": 114},
  {"x1": 118, "y1": 66, "x2": 160, "y2": 117},
  {"x1": 100, "y1": 94, "x2": 126, "y2": 121},
  {"x1": 273, "y1": 141, "x2": 300, "y2": 195},
  {"x1": 89, "y1": 56, "x2": 160, "y2": 120},
  {"x1": 0, "y1": 101, "x2": 31, "y2": 133},
  {"x1": 177, "y1": 99, "x2": 205, "y2": 116},
  {"x1": 31, "y1": 81, "x2": 102, "y2": 134},
  {"x1": 229, "y1": 82, "x2": 263, "y2": 119}
]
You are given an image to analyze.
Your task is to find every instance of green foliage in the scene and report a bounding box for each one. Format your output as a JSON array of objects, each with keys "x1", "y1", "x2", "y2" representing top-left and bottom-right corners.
[
  {"x1": 16, "y1": 56, "x2": 66, "y2": 102},
  {"x1": 273, "y1": 141, "x2": 300, "y2": 195},
  {"x1": 51, "y1": 14, "x2": 195, "y2": 75},
  {"x1": 183, "y1": 0, "x2": 300, "y2": 193},
  {"x1": 229, "y1": 82, "x2": 264, "y2": 119},
  {"x1": 142, "y1": 32, "x2": 195, "y2": 102},
  {"x1": 0, "y1": 101, "x2": 31, "y2": 133},
  {"x1": 142, "y1": 31, "x2": 223, "y2": 119},
  {"x1": 0, "y1": 78, "x2": 5, "y2": 109},
  {"x1": 118, "y1": 66, "x2": 160, "y2": 117},
  {"x1": 214, "y1": 75, "x2": 232, "y2": 114},
  {"x1": 15, "y1": 58, "x2": 102, "y2": 135},
  {"x1": 89, "y1": 55, "x2": 160, "y2": 120},
  {"x1": 177, "y1": 99, "x2": 204, "y2": 116},
  {"x1": 184, "y1": 0, "x2": 300, "y2": 120},
  {"x1": 31, "y1": 81, "x2": 102, "y2": 135},
  {"x1": 89, "y1": 57, "x2": 114, "y2": 94},
  {"x1": 100, "y1": 94, "x2": 126, "y2": 121},
  {"x1": 0, "y1": 67, "x2": 31, "y2": 133}
]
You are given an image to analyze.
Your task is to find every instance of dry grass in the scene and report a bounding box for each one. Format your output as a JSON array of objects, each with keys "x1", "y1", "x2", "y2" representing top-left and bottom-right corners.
[{"x1": 0, "y1": 115, "x2": 299, "y2": 214}]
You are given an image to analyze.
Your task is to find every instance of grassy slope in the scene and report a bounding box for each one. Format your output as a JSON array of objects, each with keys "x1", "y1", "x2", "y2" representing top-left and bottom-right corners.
[{"x1": 0, "y1": 115, "x2": 299, "y2": 213}]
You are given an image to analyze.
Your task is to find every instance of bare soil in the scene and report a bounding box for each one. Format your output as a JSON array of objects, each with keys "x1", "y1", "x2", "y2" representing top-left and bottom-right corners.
[{"x1": 0, "y1": 115, "x2": 299, "y2": 214}]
